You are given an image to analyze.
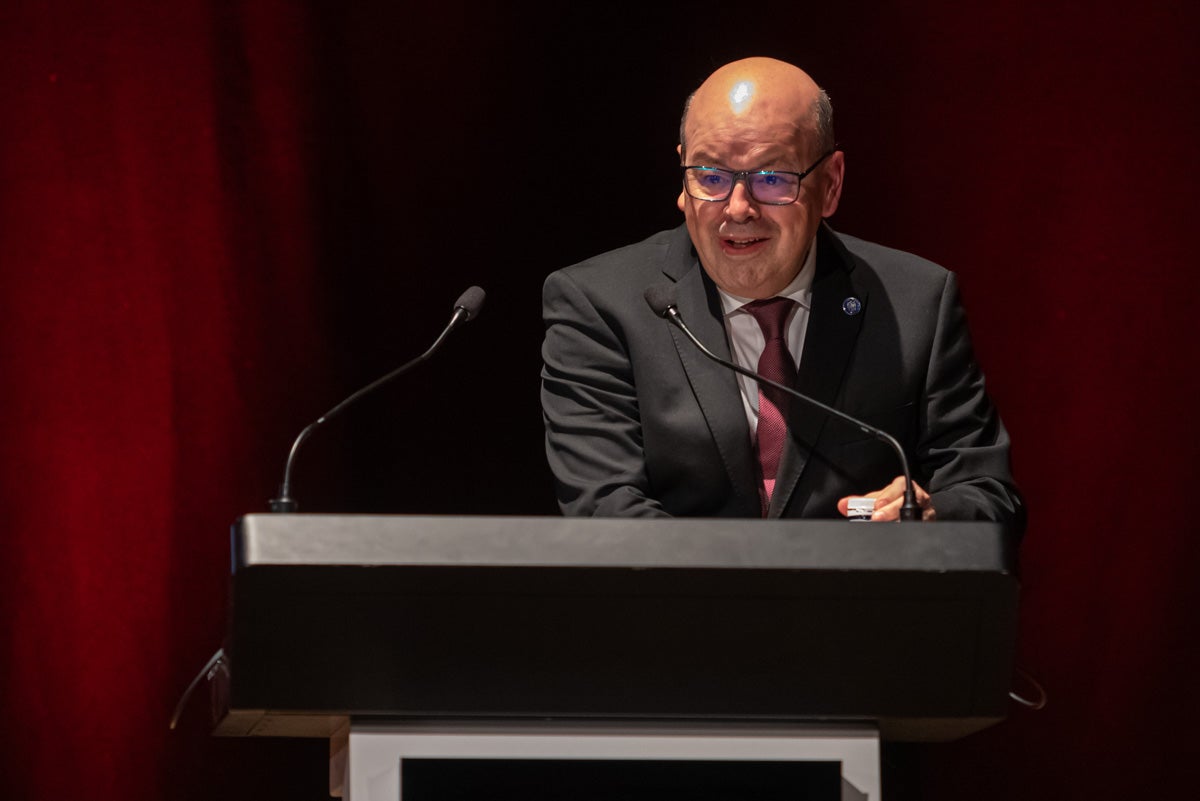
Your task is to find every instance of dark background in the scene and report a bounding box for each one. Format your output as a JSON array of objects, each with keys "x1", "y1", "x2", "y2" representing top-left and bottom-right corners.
[{"x1": 2, "y1": 1, "x2": 1198, "y2": 798}]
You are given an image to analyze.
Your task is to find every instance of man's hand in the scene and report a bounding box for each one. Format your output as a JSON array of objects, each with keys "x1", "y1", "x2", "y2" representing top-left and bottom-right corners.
[{"x1": 837, "y1": 476, "x2": 936, "y2": 521}]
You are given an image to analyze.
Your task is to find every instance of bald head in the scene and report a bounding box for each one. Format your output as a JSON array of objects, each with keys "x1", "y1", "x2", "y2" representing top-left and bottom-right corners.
[
  {"x1": 680, "y1": 57, "x2": 834, "y2": 160},
  {"x1": 674, "y1": 57, "x2": 845, "y2": 299}
]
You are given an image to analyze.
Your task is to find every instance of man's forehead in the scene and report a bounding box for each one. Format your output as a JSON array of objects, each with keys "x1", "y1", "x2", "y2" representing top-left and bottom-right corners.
[
  {"x1": 688, "y1": 83, "x2": 811, "y2": 139},
  {"x1": 687, "y1": 148, "x2": 802, "y2": 172},
  {"x1": 685, "y1": 117, "x2": 807, "y2": 159}
]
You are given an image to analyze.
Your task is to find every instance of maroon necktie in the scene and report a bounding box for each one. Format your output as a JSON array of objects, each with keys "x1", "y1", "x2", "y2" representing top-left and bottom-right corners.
[{"x1": 745, "y1": 297, "x2": 798, "y2": 516}]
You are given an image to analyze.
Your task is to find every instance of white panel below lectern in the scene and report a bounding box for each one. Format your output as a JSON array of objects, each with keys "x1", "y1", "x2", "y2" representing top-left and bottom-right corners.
[{"x1": 335, "y1": 720, "x2": 880, "y2": 801}]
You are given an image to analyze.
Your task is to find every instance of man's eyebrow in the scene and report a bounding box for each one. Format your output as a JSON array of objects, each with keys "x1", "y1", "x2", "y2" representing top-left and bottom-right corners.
[
  {"x1": 685, "y1": 149, "x2": 796, "y2": 170},
  {"x1": 684, "y1": 151, "x2": 722, "y2": 165},
  {"x1": 684, "y1": 161, "x2": 800, "y2": 173}
]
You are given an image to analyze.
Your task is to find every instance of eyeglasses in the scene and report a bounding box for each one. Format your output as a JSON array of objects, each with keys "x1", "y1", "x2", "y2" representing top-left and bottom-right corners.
[{"x1": 681, "y1": 150, "x2": 835, "y2": 205}]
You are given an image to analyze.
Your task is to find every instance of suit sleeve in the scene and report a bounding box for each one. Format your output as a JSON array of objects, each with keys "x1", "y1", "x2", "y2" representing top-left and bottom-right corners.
[
  {"x1": 920, "y1": 272, "x2": 1025, "y2": 534},
  {"x1": 540, "y1": 269, "x2": 670, "y2": 517}
]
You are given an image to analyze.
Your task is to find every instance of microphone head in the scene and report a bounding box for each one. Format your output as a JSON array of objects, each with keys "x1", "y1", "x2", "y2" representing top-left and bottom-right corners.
[
  {"x1": 453, "y1": 286, "x2": 486, "y2": 320},
  {"x1": 643, "y1": 284, "x2": 677, "y2": 317}
]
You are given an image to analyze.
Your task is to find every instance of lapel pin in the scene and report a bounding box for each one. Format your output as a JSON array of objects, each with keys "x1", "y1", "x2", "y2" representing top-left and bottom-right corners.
[{"x1": 842, "y1": 297, "x2": 863, "y2": 316}]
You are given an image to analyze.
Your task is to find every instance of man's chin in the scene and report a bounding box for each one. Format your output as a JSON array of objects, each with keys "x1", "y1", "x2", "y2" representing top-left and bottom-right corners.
[{"x1": 707, "y1": 265, "x2": 788, "y2": 299}]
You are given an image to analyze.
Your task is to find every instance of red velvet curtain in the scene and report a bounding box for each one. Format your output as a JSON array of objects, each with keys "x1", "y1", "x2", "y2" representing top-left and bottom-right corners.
[
  {"x1": 0, "y1": 2, "x2": 332, "y2": 797},
  {"x1": 2, "y1": 2, "x2": 1197, "y2": 799}
]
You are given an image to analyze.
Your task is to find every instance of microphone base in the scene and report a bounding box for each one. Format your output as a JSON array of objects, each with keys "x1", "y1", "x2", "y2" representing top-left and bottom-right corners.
[{"x1": 268, "y1": 497, "x2": 298, "y2": 513}]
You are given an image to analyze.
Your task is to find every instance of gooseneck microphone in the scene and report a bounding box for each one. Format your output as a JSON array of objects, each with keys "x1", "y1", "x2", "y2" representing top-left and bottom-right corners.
[
  {"x1": 268, "y1": 285, "x2": 486, "y2": 513},
  {"x1": 643, "y1": 284, "x2": 920, "y2": 521}
]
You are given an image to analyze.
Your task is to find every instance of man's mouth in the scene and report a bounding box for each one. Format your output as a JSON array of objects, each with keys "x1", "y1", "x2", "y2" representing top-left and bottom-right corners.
[{"x1": 722, "y1": 236, "x2": 768, "y2": 251}]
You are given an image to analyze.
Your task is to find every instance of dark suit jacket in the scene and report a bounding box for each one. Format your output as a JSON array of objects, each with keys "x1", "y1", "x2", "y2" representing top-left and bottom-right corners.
[{"x1": 541, "y1": 223, "x2": 1023, "y2": 529}]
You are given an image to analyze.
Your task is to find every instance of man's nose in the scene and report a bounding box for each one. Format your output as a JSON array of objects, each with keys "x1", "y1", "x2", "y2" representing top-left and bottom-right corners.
[{"x1": 725, "y1": 179, "x2": 759, "y2": 222}]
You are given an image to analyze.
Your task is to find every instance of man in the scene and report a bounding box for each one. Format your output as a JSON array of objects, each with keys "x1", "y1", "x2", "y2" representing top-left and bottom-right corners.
[{"x1": 541, "y1": 57, "x2": 1022, "y2": 528}]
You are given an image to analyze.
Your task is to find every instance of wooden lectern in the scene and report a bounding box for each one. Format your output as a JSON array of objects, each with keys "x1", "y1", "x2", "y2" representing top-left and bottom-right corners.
[{"x1": 212, "y1": 514, "x2": 1019, "y2": 800}]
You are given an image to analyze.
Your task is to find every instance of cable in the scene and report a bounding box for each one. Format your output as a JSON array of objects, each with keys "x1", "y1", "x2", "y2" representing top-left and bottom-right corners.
[
  {"x1": 169, "y1": 647, "x2": 229, "y2": 730},
  {"x1": 1009, "y1": 665, "x2": 1048, "y2": 710}
]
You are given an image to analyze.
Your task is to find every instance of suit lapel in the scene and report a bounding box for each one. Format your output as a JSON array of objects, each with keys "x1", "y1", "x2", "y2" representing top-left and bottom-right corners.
[
  {"x1": 770, "y1": 227, "x2": 866, "y2": 517},
  {"x1": 661, "y1": 232, "x2": 760, "y2": 516}
]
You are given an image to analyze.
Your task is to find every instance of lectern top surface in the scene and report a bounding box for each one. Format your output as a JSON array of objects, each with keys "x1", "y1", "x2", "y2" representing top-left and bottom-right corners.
[{"x1": 233, "y1": 514, "x2": 1015, "y2": 574}]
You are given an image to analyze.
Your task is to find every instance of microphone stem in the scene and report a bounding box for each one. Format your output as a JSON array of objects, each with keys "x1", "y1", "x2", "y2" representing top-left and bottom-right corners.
[
  {"x1": 321, "y1": 308, "x2": 465, "y2": 424},
  {"x1": 665, "y1": 308, "x2": 920, "y2": 521},
  {"x1": 269, "y1": 308, "x2": 470, "y2": 512}
]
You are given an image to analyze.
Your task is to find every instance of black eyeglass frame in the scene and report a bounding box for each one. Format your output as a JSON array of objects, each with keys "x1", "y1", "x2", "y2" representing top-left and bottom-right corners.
[{"x1": 680, "y1": 149, "x2": 837, "y2": 206}]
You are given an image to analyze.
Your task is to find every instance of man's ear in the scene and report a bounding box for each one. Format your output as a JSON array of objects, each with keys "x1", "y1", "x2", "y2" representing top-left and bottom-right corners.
[
  {"x1": 820, "y1": 150, "x2": 845, "y2": 218},
  {"x1": 676, "y1": 144, "x2": 687, "y2": 212}
]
